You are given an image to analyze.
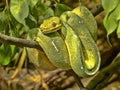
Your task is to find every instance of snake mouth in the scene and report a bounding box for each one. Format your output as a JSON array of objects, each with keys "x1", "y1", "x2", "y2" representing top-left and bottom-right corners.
[{"x1": 40, "y1": 24, "x2": 62, "y2": 34}]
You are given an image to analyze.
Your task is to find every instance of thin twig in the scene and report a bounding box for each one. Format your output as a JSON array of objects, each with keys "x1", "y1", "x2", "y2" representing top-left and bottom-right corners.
[
  {"x1": 86, "y1": 53, "x2": 120, "y2": 90},
  {"x1": 69, "y1": 70, "x2": 85, "y2": 90},
  {"x1": 0, "y1": 33, "x2": 42, "y2": 50},
  {"x1": 0, "y1": 4, "x2": 103, "y2": 49},
  {"x1": 11, "y1": 47, "x2": 26, "y2": 79}
]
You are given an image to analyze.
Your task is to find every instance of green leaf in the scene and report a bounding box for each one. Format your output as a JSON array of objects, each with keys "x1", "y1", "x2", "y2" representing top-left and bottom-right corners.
[
  {"x1": 27, "y1": 0, "x2": 38, "y2": 8},
  {"x1": 27, "y1": 28, "x2": 38, "y2": 39},
  {"x1": 31, "y1": 1, "x2": 54, "y2": 24},
  {"x1": 0, "y1": 11, "x2": 8, "y2": 32},
  {"x1": 103, "y1": 13, "x2": 117, "y2": 35},
  {"x1": 117, "y1": 15, "x2": 120, "y2": 21},
  {"x1": 44, "y1": 0, "x2": 51, "y2": 7},
  {"x1": 103, "y1": 3, "x2": 120, "y2": 35},
  {"x1": 54, "y1": 3, "x2": 71, "y2": 16},
  {"x1": 35, "y1": 1, "x2": 51, "y2": 15},
  {"x1": 44, "y1": 8, "x2": 54, "y2": 18},
  {"x1": 26, "y1": 14, "x2": 37, "y2": 28},
  {"x1": 10, "y1": 45, "x2": 16, "y2": 56},
  {"x1": 10, "y1": 0, "x2": 29, "y2": 25},
  {"x1": 38, "y1": 8, "x2": 54, "y2": 24},
  {"x1": 102, "y1": 0, "x2": 119, "y2": 13},
  {"x1": 0, "y1": 44, "x2": 12, "y2": 65},
  {"x1": 117, "y1": 21, "x2": 120, "y2": 38}
]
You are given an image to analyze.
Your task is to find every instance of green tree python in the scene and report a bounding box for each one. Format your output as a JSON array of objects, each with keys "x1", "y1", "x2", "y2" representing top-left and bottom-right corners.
[{"x1": 32, "y1": 6, "x2": 101, "y2": 77}]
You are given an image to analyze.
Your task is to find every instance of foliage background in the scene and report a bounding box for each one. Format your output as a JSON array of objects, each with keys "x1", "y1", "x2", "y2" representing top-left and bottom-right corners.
[{"x1": 0, "y1": 0, "x2": 120, "y2": 90}]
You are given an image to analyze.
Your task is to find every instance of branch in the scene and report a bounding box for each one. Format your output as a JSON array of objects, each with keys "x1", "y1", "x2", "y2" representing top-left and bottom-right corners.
[
  {"x1": 0, "y1": 4, "x2": 103, "y2": 49},
  {"x1": 86, "y1": 53, "x2": 120, "y2": 90},
  {"x1": 0, "y1": 33, "x2": 42, "y2": 50},
  {"x1": 68, "y1": 70, "x2": 85, "y2": 90}
]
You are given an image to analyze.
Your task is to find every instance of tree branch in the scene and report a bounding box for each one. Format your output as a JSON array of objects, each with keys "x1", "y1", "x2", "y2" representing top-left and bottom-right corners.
[
  {"x1": 86, "y1": 53, "x2": 120, "y2": 90},
  {"x1": 0, "y1": 4, "x2": 103, "y2": 49},
  {"x1": 0, "y1": 33, "x2": 42, "y2": 50}
]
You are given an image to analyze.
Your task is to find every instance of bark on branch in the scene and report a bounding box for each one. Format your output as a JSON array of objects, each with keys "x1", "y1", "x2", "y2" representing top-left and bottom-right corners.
[
  {"x1": 0, "y1": 4, "x2": 103, "y2": 49},
  {"x1": 0, "y1": 33, "x2": 42, "y2": 50}
]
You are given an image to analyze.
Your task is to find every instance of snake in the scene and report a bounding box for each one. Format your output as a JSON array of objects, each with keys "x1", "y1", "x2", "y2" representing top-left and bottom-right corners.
[{"x1": 35, "y1": 5, "x2": 101, "y2": 77}]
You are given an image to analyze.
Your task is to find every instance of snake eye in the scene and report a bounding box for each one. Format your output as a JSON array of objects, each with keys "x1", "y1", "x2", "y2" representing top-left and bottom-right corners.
[{"x1": 52, "y1": 22, "x2": 56, "y2": 27}]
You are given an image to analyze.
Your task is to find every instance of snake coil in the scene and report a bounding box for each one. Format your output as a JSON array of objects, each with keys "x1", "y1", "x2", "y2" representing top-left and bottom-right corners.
[{"x1": 32, "y1": 6, "x2": 101, "y2": 77}]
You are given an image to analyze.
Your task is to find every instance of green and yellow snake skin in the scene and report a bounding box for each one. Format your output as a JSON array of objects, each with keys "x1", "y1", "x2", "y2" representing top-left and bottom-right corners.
[{"x1": 35, "y1": 6, "x2": 101, "y2": 77}]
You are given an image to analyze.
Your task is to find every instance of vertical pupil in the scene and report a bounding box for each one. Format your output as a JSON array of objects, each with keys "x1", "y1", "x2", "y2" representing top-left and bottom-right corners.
[{"x1": 52, "y1": 22, "x2": 56, "y2": 27}]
